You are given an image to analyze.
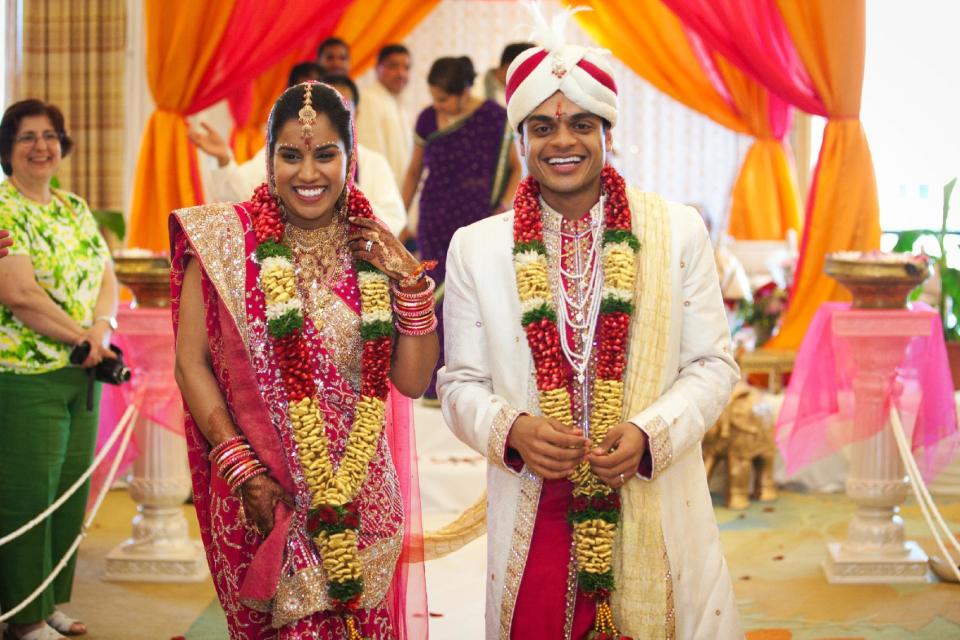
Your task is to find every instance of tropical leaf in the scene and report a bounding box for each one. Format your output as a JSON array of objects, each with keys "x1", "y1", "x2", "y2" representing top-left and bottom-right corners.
[
  {"x1": 890, "y1": 229, "x2": 935, "y2": 254},
  {"x1": 941, "y1": 266, "x2": 960, "y2": 341},
  {"x1": 92, "y1": 210, "x2": 126, "y2": 241}
]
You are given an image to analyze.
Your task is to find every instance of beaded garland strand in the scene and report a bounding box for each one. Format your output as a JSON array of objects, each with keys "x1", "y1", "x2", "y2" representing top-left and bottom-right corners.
[
  {"x1": 512, "y1": 165, "x2": 638, "y2": 640},
  {"x1": 249, "y1": 181, "x2": 394, "y2": 631}
]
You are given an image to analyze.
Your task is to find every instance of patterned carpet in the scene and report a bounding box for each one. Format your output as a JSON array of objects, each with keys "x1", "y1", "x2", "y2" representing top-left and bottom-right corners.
[
  {"x1": 725, "y1": 492, "x2": 960, "y2": 639},
  {"x1": 36, "y1": 487, "x2": 958, "y2": 639},
  {"x1": 180, "y1": 492, "x2": 960, "y2": 639}
]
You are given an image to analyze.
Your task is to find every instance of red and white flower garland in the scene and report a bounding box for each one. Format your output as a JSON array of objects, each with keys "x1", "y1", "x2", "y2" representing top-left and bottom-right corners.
[
  {"x1": 249, "y1": 182, "x2": 393, "y2": 631},
  {"x1": 512, "y1": 165, "x2": 638, "y2": 639}
]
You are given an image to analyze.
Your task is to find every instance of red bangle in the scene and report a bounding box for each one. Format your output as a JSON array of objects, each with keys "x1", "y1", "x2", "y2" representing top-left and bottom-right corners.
[
  {"x1": 209, "y1": 435, "x2": 246, "y2": 461},
  {"x1": 396, "y1": 316, "x2": 438, "y2": 336}
]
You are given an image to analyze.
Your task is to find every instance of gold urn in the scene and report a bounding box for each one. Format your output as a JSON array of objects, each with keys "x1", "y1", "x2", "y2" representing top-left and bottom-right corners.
[
  {"x1": 824, "y1": 251, "x2": 931, "y2": 310},
  {"x1": 113, "y1": 251, "x2": 172, "y2": 308}
]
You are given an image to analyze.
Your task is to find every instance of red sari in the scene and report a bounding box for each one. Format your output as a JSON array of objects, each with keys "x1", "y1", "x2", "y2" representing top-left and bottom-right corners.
[{"x1": 169, "y1": 202, "x2": 427, "y2": 639}]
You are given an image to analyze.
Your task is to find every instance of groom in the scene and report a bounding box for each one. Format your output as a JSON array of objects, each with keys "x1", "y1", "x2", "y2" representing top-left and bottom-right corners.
[{"x1": 437, "y1": 12, "x2": 742, "y2": 640}]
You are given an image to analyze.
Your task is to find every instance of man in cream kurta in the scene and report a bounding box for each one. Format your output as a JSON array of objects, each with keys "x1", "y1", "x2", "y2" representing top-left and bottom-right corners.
[
  {"x1": 356, "y1": 46, "x2": 413, "y2": 191},
  {"x1": 437, "y1": 15, "x2": 742, "y2": 640}
]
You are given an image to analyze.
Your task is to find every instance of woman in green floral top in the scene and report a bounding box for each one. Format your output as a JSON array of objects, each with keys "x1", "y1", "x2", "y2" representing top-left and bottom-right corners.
[{"x1": 0, "y1": 100, "x2": 118, "y2": 640}]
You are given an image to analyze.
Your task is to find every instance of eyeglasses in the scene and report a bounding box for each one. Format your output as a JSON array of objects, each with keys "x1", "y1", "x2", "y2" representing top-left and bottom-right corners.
[{"x1": 14, "y1": 131, "x2": 62, "y2": 146}]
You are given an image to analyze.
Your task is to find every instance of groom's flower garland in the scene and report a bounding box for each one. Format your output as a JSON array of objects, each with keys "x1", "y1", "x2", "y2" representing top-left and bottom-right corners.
[
  {"x1": 250, "y1": 182, "x2": 393, "y2": 621},
  {"x1": 513, "y1": 165, "x2": 638, "y2": 640}
]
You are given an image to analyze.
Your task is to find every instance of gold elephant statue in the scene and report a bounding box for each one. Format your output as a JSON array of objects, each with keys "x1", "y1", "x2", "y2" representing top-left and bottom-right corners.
[{"x1": 703, "y1": 383, "x2": 777, "y2": 510}]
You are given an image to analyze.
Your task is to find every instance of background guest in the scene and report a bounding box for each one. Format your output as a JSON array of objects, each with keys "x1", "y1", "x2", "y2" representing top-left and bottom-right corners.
[
  {"x1": 402, "y1": 55, "x2": 521, "y2": 401},
  {"x1": 356, "y1": 44, "x2": 414, "y2": 191},
  {"x1": 315, "y1": 36, "x2": 350, "y2": 76},
  {"x1": 473, "y1": 42, "x2": 535, "y2": 106},
  {"x1": 0, "y1": 99, "x2": 118, "y2": 640}
]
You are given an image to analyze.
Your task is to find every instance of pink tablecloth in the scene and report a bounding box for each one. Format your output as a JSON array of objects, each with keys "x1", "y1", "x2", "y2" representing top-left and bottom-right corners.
[{"x1": 776, "y1": 302, "x2": 958, "y2": 482}]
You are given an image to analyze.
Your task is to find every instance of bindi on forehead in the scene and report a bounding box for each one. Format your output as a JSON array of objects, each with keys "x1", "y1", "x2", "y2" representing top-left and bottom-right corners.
[{"x1": 555, "y1": 101, "x2": 564, "y2": 119}]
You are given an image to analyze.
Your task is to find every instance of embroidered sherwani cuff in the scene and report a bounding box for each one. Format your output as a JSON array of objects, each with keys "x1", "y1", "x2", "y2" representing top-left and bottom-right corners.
[
  {"x1": 630, "y1": 416, "x2": 673, "y2": 481},
  {"x1": 489, "y1": 405, "x2": 525, "y2": 475}
]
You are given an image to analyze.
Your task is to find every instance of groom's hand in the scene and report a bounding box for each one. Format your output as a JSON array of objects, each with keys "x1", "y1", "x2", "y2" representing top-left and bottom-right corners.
[
  {"x1": 586, "y1": 422, "x2": 648, "y2": 488},
  {"x1": 507, "y1": 415, "x2": 590, "y2": 480}
]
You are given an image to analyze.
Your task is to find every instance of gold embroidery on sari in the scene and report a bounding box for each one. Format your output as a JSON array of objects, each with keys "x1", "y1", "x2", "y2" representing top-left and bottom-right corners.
[{"x1": 174, "y1": 203, "x2": 250, "y2": 349}]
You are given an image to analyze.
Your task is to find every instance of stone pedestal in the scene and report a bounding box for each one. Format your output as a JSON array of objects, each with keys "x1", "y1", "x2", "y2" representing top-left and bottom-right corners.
[
  {"x1": 101, "y1": 306, "x2": 208, "y2": 583},
  {"x1": 823, "y1": 311, "x2": 931, "y2": 584},
  {"x1": 103, "y1": 415, "x2": 207, "y2": 582}
]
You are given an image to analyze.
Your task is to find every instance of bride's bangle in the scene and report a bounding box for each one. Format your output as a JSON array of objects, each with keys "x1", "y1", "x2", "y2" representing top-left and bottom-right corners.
[{"x1": 397, "y1": 259, "x2": 438, "y2": 289}]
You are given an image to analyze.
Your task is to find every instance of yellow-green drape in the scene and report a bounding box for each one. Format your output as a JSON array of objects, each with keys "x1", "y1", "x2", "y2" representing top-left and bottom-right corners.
[
  {"x1": 566, "y1": 0, "x2": 800, "y2": 240},
  {"x1": 767, "y1": 0, "x2": 880, "y2": 350},
  {"x1": 128, "y1": 0, "x2": 235, "y2": 251},
  {"x1": 335, "y1": 0, "x2": 443, "y2": 77}
]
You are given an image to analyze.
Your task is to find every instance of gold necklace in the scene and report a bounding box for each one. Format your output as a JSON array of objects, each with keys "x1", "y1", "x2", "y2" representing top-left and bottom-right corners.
[
  {"x1": 284, "y1": 217, "x2": 346, "y2": 252},
  {"x1": 284, "y1": 221, "x2": 350, "y2": 330}
]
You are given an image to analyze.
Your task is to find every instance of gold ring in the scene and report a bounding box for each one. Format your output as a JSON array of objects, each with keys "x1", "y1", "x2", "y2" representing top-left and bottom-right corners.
[{"x1": 619, "y1": 473, "x2": 625, "y2": 485}]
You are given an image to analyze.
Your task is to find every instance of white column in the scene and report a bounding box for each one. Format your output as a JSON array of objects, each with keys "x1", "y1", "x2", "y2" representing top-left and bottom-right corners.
[
  {"x1": 103, "y1": 307, "x2": 208, "y2": 582},
  {"x1": 823, "y1": 311, "x2": 931, "y2": 583}
]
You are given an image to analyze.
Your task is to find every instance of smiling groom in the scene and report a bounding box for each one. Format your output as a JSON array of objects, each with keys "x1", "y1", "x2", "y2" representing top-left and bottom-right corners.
[{"x1": 437, "y1": 6, "x2": 742, "y2": 640}]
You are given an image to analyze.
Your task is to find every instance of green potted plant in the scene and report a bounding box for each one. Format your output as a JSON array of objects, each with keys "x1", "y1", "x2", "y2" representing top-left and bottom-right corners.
[{"x1": 891, "y1": 177, "x2": 960, "y2": 386}]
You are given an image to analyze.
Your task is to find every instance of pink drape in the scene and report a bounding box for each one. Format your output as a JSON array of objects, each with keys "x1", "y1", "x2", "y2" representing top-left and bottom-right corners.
[
  {"x1": 662, "y1": 0, "x2": 822, "y2": 115},
  {"x1": 189, "y1": 1, "x2": 351, "y2": 115},
  {"x1": 776, "y1": 303, "x2": 958, "y2": 482}
]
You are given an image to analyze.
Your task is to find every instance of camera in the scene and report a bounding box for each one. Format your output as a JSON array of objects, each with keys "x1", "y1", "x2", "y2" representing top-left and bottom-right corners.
[{"x1": 69, "y1": 341, "x2": 132, "y2": 385}]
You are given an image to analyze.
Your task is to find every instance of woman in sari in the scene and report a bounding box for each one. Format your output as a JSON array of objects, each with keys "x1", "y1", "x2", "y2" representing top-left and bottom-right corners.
[
  {"x1": 171, "y1": 82, "x2": 438, "y2": 639},
  {"x1": 401, "y1": 56, "x2": 521, "y2": 401}
]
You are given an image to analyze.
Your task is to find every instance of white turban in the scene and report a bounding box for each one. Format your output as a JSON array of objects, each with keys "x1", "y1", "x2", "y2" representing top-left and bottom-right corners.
[{"x1": 505, "y1": 43, "x2": 618, "y2": 130}]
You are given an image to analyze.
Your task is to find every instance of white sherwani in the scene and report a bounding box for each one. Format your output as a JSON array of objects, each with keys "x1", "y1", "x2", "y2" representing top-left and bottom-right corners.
[
  {"x1": 438, "y1": 188, "x2": 743, "y2": 639},
  {"x1": 355, "y1": 81, "x2": 413, "y2": 190},
  {"x1": 203, "y1": 144, "x2": 407, "y2": 237}
]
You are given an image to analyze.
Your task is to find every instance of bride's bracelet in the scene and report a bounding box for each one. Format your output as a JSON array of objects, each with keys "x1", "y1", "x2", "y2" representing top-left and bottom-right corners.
[
  {"x1": 209, "y1": 435, "x2": 268, "y2": 493},
  {"x1": 397, "y1": 259, "x2": 438, "y2": 289},
  {"x1": 392, "y1": 276, "x2": 438, "y2": 336}
]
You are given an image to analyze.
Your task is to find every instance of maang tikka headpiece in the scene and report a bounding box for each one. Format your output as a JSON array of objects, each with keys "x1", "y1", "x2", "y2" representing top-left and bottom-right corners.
[{"x1": 298, "y1": 83, "x2": 318, "y2": 140}]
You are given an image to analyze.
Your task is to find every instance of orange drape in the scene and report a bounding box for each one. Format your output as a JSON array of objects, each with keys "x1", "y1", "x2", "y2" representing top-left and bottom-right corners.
[
  {"x1": 766, "y1": 0, "x2": 880, "y2": 349},
  {"x1": 566, "y1": 0, "x2": 799, "y2": 240},
  {"x1": 335, "y1": 0, "x2": 443, "y2": 76},
  {"x1": 715, "y1": 56, "x2": 801, "y2": 240},
  {"x1": 127, "y1": 1, "x2": 235, "y2": 251}
]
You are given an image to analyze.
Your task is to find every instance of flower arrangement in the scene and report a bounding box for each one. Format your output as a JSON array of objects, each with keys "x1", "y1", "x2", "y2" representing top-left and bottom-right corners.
[{"x1": 736, "y1": 282, "x2": 787, "y2": 347}]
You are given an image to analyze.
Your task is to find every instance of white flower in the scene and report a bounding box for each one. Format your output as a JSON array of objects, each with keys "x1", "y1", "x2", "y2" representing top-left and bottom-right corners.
[
  {"x1": 362, "y1": 309, "x2": 393, "y2": 324},
  {"x1": 602, "y1": 286, "x2": 633, "y2": 303},
  {"x1": 521, "y1": 296, "x2": 552, "y2": 315},
  {"x1": 266, "y1": 298, "x2": 302, "y2": 321},
  {"x1": 513, "y1": 250, "x2": 545, "y2": 267},
  {"x1": 260, "y1": 255, "x2": 293, "y2": 273}
]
